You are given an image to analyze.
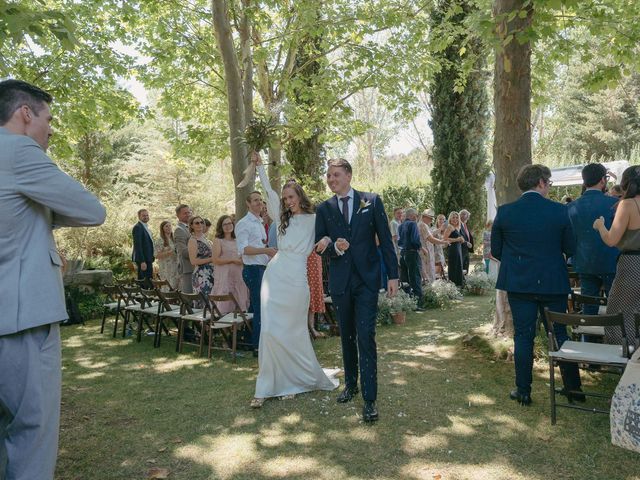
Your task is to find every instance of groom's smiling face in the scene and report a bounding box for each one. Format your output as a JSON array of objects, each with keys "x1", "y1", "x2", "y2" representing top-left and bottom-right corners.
[{"x1": 327, "y1": 166, "x2": 352, "y2": 196}]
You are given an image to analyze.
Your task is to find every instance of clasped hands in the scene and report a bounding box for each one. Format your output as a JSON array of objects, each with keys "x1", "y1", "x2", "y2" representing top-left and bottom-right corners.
[{"x1": 314, "y1": 236, "x2": 349, "y2": 254}]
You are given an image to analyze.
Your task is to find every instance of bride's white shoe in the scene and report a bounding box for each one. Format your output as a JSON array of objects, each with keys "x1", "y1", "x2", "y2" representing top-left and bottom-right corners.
[{"x1": 250, "y1": 397, "x2": 265, "y2": 408}]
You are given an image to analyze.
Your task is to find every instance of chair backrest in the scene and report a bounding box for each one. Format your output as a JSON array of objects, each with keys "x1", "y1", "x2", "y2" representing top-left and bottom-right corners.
[
  {"x1": 135, "y1": 278, "x2": 153, "y2": 289},
  {"x1": 152, "y1": 279, "x2": 175, "y2": 291},
  {"x1": 571, "y1": 292, "x2": 607, "y2": 310},
  {"x1": 156, "y1": 290, "x2": 181, "y2": 312},
  {"x1": 140, "y1": 288, "x2": 159, "y2": 303},
  {"x1": 545, "y1": 308, "x2": 628, "y2": 357},
  {"x1": 121, "y1": 285, "x2": 144, "y2": 307},
  {"x1": 178, "y1": 291, "x2": 209, "y2": 316},
  {"x1": 102, "y1": 285, "x2": 121, "y2": 302}
]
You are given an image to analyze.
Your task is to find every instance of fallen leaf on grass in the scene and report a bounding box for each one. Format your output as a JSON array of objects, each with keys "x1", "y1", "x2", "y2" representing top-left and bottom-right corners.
[
  {"x1": 147, "y1": 467, "x2": 170, "y2": 479},
  {"x1": 157, "y1": 447, "x2": 167, "y2": 452},
  {"x1": 171, "y1": 437, "x2": 183, "y2": 444}
]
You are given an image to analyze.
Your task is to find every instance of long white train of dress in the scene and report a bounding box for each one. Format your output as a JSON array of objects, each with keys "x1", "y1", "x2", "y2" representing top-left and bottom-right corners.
[{"x1": 254, "y1": 165, "x2": 339, "y2": 398}]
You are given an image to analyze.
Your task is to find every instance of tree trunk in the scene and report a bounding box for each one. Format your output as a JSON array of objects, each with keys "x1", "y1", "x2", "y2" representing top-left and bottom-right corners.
[
  {"x1": 212, "y1": 0, "x2": 251, "y2": 217},
  {"x1": 492, "y1": 0, "x2": 533, "y2": 205}
]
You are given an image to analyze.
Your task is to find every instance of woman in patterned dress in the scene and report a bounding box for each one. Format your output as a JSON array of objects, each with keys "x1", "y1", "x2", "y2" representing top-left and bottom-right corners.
[
  {"x1": 594, "y1": 165, "x2": 640, "y2": 347},
  {"x1": 154, "y1": 221, "x2": 180, "y2": 290},
  {"x1": 188, "y1": 216, "x2": 214, "y2": 296},
  {"x1": 433, "y1": 214, "x2": 448, "y2": 279},
  {"x1": 307, "y1": 251, "x2": 326, "y2": 339}
]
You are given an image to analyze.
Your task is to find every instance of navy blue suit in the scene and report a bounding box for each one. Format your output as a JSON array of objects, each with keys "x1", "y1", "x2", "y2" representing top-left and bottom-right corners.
[
  {"x1": 567, "y1": 190, "x2": 618, "y2": 312},
  {"x1": 132, "y1": 222, "x2": 154, "y2": 281},
  {"x1": 316, "y1": 190, "x2": 398, "y2": 401},
  {"x1": 491, "y1": 192, "x2": 581, "y2": 396}
]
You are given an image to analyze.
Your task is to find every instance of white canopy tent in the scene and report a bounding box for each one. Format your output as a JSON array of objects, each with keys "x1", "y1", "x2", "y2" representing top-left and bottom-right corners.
[{"x1": 485, "y1": 160, "x2": 630, "y2": 220}]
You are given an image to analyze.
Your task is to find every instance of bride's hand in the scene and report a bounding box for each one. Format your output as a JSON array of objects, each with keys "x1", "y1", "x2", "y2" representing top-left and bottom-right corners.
[
  {"x1": 251, "y1": 151, "x2": 261, "y2": 166},
  {"x1": 315, "y1": 236, "x2": 330, "y2": 253}
]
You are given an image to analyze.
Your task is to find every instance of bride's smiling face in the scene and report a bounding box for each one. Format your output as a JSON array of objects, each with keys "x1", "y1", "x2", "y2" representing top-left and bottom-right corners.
[{"x1": 282, "y1": 187, "x2": 301, "y2": 214}]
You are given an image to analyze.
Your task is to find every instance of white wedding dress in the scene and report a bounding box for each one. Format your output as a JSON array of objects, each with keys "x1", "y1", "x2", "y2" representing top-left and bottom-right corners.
[{"x1": 254, "y1": 165, "x2": 339, "y2": 398}]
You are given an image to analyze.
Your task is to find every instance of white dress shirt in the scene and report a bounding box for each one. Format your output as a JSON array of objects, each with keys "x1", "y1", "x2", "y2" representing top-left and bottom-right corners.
[{"x1": 235, "y1": 211, "x2": 269, "y2": 266}]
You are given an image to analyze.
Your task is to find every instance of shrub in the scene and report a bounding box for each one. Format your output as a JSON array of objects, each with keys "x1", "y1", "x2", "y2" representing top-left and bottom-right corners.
[
  {"x1": 376, "y1": 291, "x2": 417, "y2": 325},
  {"x1": 65, "y1": 287, "x2": 105, "y2": 321},
  {"x1": 381, "y1": 184, "x2": 433, "y2": 213},
  {"x1": 423, "y1": 279, "x2": 463, "y2": 309},
  {"x1": 464, "y1": 271, "x2": 495, "y2": 295}
]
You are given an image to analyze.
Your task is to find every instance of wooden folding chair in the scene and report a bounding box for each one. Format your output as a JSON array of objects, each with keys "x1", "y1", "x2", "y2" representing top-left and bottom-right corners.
[
  {"x1": 545, "y1": 308, "x2": 631, "y2": 425},
  {"x1": 101, "y1": 285, "x2": 125, "y2": 334},
  {"x1": 152, "y1": 278, "x2": 175, "y2": 292},
  {"x1": 569, "y1": 293, "x2": 608, "y2": 341},
  {"x1": 208, "y1": 294, "x2": 253, "y2": 361},
  {"x1": 177, "y1": 292, "x2": 210, "y2": 356},
  {"x1": 153, "y1": 290, "x2": 183, "y2": 348}
]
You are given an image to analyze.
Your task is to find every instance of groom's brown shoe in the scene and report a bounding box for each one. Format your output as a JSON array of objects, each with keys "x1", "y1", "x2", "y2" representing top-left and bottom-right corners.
[{"x1": 336, "y1": 386, "x2": 359, "y2": 403}]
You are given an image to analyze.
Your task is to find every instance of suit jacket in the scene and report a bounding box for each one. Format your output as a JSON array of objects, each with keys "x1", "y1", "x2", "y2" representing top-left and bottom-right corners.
[
  {"x1": 315, "y1": 190, "x2": 398, "y2": 295},
  {"x1": 491, "y1": 192, "x2": 575, "y2": 295},
  {"x1": 460, "y1": 222, "x2": 474, "y2": 256},
  {"x1": 131, "y1": 221, "x2": 154, "y2": 264},
  {"x1": 174, "y1": 223, "x2": 193, "y2": 275},
  {"x1": 566, "y1": 189, "x2": 618, "y2": 275},
  {"x1": 0, "y1": 127, "x2": 106, "y2": 336}
]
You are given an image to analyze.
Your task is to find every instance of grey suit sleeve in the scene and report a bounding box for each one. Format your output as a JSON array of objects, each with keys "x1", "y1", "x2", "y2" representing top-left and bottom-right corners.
[
  {"x1": 15, "y1": 138, "x2": 106, "y2": 226},
  {"x1": 174, "y1": 227, "x2": 190, "y2": 263}
]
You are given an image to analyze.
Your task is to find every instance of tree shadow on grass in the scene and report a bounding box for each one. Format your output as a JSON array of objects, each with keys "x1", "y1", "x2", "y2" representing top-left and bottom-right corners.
[{"x1": 56, "y1": 302, "x2": 639, "y2": 480}]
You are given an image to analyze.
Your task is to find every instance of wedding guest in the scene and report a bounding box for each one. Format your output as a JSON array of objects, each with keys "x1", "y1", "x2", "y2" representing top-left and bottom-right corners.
[
  {"x1": 459, "y1": 209, "x2": 474, "y2": 273},
  {"x1": 433, "y1": 214, "x2": 448, "y2": 278},
  {"x1": 444, "y1": 211, "x2": 465, "y2": 288},
  {"x1": 418, "y1": 209, "x2": 449, "y2": 284},
  {"x1": 203, "y1": 218, "x2": 212, "y2": 236},
  {"x1": 594, "y1": 165, "x2": 640, "y2": 348},
  {"x1": 188, "y1": 216, "x2": 214, "y2": 296},
  {"x1": 174, "y1": 204, "x2": 194, "y2": 292},
  {"x1": 389, "y1": 207, "x2": 403, "y2": 258},
  {"x1": 132, "y1": 209, "x2": 154, "y2": 285},
  {"x1": 567, "y1": 163, "x2": 618, "y2": 313},
  {"x1": 307, "y1": 252, "x2": 327, "y2": 339},
  {"x1": 492, "y1": 164, "x2": 582, "y2": 406},
  {"x1": 609, "y1": 184, "x2": 623, "y2": 199},
  {"x1": 398, "y1": 208, "x2": 424, "y2": 309},
  {"x1": 236, "y1": 191, "x2": 277, "y2": 355},
  {"x1": 482, "y1": 220, "x2": 493, "y2": 274},
  {"x1": 0, "y1": 79, "x2": 106, "y2": 480},
  {"x1": 155, "y1": 221, "x2": 180, "y2": 290},
  {"x1": 212, "y1": 215, "x2": 249, "y2": 315}
]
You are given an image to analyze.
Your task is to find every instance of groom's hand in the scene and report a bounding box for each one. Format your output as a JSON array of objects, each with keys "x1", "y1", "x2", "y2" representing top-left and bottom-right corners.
[
  {"x1": 335, "y1": 238, "x2": 350, "y2": 252},
  {"x1": 387, "y1": 279, "x2": 399, "y2": 297}
]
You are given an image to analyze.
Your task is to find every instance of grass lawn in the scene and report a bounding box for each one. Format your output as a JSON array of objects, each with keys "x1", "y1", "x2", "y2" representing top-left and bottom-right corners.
[{"x1": 56, "y1": 295, "x2": 639, "y2": 480}]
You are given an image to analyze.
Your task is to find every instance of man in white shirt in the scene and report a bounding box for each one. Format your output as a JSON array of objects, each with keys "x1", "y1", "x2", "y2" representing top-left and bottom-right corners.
[
  {"x1": 235, "y1": 191, "x2": 277, "y2": 356},
  {"x1": 389, "y1": 207, "x2": 402, "y2": 258}
]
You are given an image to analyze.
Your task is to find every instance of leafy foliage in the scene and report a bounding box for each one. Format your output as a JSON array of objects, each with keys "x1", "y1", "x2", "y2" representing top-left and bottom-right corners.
[{"x1": 381, "y1": 184, "x2": 434, "y2": 212}]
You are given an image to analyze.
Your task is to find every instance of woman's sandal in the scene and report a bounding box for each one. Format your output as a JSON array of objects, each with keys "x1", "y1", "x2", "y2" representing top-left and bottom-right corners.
[{"x1": 250, "y1": 397, "x2": 265, "y2": 409}]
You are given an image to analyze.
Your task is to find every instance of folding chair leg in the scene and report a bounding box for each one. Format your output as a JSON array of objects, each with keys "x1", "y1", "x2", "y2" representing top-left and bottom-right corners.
[
  {"x1": 550, "y1": 359, "x2": 557, "y2": 425},
  {"x1": 136, "y1": 313, "x2": 144, "y2": 343},
  {"x1": 122, "y1": 311, "x2": 130, "y2": 338},
  {"x1": 100, "y1": 308, "x2": 108, "y2": 333},
  {"x1": 232, "y1": 325, "x2": 238, "y2": 362},
  {"x1": 177, "y1": 320, "x2": 184, "y2": 353},
  {"x1": 154, "y1": 317, "x2": 162, "y2": 348}
]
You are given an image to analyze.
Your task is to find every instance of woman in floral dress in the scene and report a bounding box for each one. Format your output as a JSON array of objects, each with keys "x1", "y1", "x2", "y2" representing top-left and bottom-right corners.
[{"x1": 188, "y1": 216, "x2": 214, "y2": 296}]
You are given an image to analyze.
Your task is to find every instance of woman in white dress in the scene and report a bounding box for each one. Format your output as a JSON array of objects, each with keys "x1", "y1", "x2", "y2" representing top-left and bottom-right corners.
[{"x1": 251, "y1": 153, "x2": 339, "y2": 408}]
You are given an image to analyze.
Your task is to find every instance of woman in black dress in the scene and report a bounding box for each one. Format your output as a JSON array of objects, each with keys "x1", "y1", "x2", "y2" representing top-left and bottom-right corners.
[{"x1": 444, "y1": 211, "x2": 466, "y2": 287}]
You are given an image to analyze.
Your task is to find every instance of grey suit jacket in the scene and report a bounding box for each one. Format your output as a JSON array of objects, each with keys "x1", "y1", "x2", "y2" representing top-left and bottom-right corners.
[
  {"x1": 174, "y1": 223, "x2": 193, "y2": 275},
  {"x1": 0, "y1": 127, "x2": 106, "y2": 336}
]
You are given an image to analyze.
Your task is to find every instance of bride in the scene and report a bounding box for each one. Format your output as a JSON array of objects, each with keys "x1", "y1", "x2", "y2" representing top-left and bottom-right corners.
[{"x1": 250, "y1": 152, "x2": 339, "y2": 408}]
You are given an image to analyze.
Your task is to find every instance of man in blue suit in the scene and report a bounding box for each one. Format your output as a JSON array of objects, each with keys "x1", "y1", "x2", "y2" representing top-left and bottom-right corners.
[
  {"x1": 315, "y1": 158, "x2": 399, "y2": 422},
  {"x1": 491, "y1": 164, "x2": 582, "y2": 405},
  {"x1": 132, "y1": 208, "x2": 154, "y2": 284},
  {"x1": 567, "y1": 163, "x2": 618, "y2": 313}
]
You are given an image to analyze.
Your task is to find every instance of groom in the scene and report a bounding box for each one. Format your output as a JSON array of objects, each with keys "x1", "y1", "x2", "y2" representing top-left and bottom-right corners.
[{"x1": 315, "y1": 158, "x2": 399, "y2": 422}]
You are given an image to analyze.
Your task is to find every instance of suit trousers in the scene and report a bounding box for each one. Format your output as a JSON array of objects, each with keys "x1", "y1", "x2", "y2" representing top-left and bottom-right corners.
[
  {"x1": 0, "y1": 323, "x2": 61, "y2": 480},
  {"x1": 400, "y1": 249, "x2": 422, "y2": 304},
  {"x1": 136, "y1": 262, "x2": 153, "y2": 282},
  {"x1": 579, "y1": 273, "x2": 614, "y2": 315},
  {"x1": 332, "y1": 269, "x2": 378, "y2": 401},
  {"x1": 242, "y1": 265, "x2": 265, "y2": 349},
  {"x1": 507, "y1": 293, "x2": 581, "y2": 396},
  {"x1": 179, "y1": 273, "x2": 193, "y2": 294}
]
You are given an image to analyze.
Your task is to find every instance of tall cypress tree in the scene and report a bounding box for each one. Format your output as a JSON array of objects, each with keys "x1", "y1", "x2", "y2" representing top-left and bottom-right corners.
[{"x1": 430, "y1": 0, "x2": 490, "y2": 234}]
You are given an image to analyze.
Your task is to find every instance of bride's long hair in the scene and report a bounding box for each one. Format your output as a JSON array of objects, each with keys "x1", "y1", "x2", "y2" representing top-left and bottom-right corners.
[{"x1": 279, "y1": 179, "x2": 314, "y2": 235}]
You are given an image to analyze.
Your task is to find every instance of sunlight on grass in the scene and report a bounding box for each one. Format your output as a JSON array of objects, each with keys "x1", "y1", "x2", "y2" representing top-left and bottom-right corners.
[
  {"x1": 175, "y1": 433, "x2": 257, "y2": 479},
  {"x1": 260, "y1": 456, "x2": 320, "y2": 477},
  {"x1": 402, "y1": 432, "x2": 449, "y2": 454},
  {"x1": 76, "y1": 372, "x2": 106, "y2": 380},
  {"x1": 151, "y1": 356, "x2": 209, "y2": 372},
  {"x1": 466, "y1": 393, "x2": 495, "y2": 406},
  {"x1": 400, "y1": 460, "x2": 538, "y2": 480},
  {"x1": 63, "y1": 335, "x2": 86, "y2": 348},
  {"x1": 74, "y1": 357, "x2": 111, "y2": 369}
]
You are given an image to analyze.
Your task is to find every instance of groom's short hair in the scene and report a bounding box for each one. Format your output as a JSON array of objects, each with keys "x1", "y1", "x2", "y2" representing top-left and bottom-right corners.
[{"x1": 327, "y1": 158, "x2": 352, "y2": 175}]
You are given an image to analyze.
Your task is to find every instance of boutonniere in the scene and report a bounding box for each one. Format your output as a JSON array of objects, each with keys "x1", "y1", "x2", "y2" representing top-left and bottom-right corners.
[{"x1": 357, "y1": 199, "x2": 371, "y2": 214}]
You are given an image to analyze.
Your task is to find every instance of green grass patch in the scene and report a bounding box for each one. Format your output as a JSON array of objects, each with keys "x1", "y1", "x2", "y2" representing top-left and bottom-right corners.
[{"x1": 56, "y1": 296, "x2": 640, "y2": 480}]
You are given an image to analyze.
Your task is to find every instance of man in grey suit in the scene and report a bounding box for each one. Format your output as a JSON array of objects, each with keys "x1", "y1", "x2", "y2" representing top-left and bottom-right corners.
[
  {"x1": 174, "y1": 204, "x2": 193, "y2": 292},
  {"x1": 0, "y1": 80, "x2": 106, "y2": 480}
]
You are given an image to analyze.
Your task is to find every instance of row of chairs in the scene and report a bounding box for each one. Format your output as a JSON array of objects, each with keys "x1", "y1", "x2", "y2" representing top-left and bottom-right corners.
[
  {"x1": 545, "y1": 291, "x2": 640, "y2": 424},
  {"x1": 100, "y1": 280, "x2": 253, "y2": 361}
]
